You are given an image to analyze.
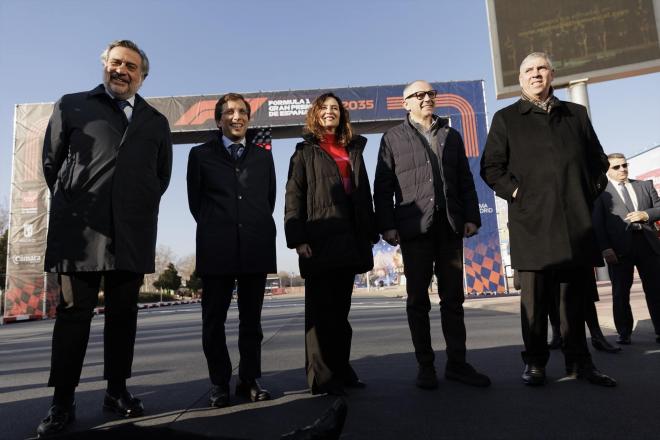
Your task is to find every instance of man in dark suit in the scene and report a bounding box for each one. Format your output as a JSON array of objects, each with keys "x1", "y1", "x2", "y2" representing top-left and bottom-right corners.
[
  {"x1": 592, "y1": 153, "x2": 660, "y2": 345},
  {"x1": 187, "y1": 93, "x2": 276, "y2": 408},
  {"x1": 481, "y1": 52, "x2": 615, "y2": 387},
  {"x1": 39, "y1": 40, "x2": 173, "y2": 436},
  {"x1": 374, "y1": 80, "x2": 490, "y2": 390}
]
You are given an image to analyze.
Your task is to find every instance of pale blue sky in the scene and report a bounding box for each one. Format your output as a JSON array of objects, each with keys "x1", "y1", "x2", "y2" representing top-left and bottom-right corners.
[{"x1": 1, "y1": 0, "x2": 659, "y2": 272}]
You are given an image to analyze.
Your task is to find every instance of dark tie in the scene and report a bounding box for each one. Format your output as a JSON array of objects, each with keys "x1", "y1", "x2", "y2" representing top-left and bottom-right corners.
[
  {"x1": 116, "y1": 100, "x2": 130, "y2": 111},
  {"x1": 229, "y1": 143, "x2": 241, "y2": 161},
  {"x1": 115, "y1": 99, "x2": 131, "y2": 125},
  {"x1": 619, "y1": 182, "x2": 635, "y2": 212}
]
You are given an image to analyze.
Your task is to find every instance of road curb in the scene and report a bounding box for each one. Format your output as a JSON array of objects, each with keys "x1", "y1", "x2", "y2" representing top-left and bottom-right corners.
[{"x1": 94, "y1": 299, "x2": 202, "y2": 315}]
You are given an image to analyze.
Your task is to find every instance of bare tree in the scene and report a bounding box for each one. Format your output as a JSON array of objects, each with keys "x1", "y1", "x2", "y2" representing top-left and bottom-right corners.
[
  {"x1": 0, "y1": 198, "x2": 8, "y2": 234},
  {"x1": 176, "y1": 253, "x2": 196, "y2": 287},
  {"x1": 143, "y1": 244, "x2": 177, "y2": 292}
]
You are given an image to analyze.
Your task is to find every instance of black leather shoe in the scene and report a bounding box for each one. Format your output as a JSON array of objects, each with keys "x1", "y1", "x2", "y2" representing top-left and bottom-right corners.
[
  {"x1": 280, "y1": 398, "x2": 347, "y2": 440},
  {"x1": 547, "y1": 334, "x2": 562, "y2": 350},
  {"x1": 103, "y1": 390, "x2": 144, "y2": 417},
  {"x1": 209, "y1": 385, "x2": 230, "y2": 408},
  {"x1": 616, "y1": 335, "x2": 631, "y2": 345},
  {"x1": 37, "y1": 403, "x2": 75, "y2": 437},
  {"x1": 236, "y1": 379, "x2": 271, "y2": 402},
  {"x1": 344, "y1": 378, "x2": 366, "y2": 389},
  {"x1": 416, "y1": 363, "x2": 438, "y2": 390},
  {"x1": 568, "y1": 365, "x2": 617, "y2": 387},
  {"x1": 591, "y1": 336, "x2": 621, "y2": 353},
  {"x1": 521, "y1": 364, "x2": 546, "y2": 386},
  {"x1": 445, "y1": 362, "x2": 491, "y2": 387}
]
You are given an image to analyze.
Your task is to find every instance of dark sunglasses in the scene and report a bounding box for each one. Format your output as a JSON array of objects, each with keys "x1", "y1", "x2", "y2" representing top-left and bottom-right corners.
[
  {"x1": 610, "y1": 163, "x2": 628, "y2": 170},
  {"x1": 404, "y1": 90, "x2": 438, "y2": 100}
]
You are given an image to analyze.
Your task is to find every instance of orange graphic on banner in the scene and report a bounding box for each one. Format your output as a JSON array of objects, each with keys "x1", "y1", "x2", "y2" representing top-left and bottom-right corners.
[
  {"x1": 386, "y1": 94, "x2": 479, "y2": 158},
  {"x1": 175, "y1": 97, "x2": 268, "y2": 126}
]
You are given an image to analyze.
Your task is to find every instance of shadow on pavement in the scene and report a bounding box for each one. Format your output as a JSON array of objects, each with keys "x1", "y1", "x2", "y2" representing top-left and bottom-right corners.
[{"x1": 3, "y1": 307, "x2": 660, "y2": 440}]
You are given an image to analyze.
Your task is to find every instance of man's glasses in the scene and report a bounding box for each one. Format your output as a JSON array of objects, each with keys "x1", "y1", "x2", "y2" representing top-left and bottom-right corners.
[
  {"x1": 404, "y1": 90, "x2": 438, "y2": 101},
  {"x1": 611, "y1": 163, "x2": 628, "y2": 170}
]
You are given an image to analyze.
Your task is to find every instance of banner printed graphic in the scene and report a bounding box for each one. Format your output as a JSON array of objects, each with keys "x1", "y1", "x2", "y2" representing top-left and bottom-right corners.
[{"x1": 5, "y1": 104, "x2": 55, "y2": 320}]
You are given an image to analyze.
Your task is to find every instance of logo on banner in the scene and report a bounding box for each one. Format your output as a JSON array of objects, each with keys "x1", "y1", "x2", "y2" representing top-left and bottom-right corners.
[
  {"x1": 479, "y1": 203, "x2": 494, "y2": 214},
  {"x1": 19, "y1": 222, "x2": 37, "y2": 243},
  {"x1": 12, "y1": 254, "x2": 42, "y2": 264},
  {"x1": 20, "y1": 190, "x2": 39, "y2": 214},
  {"x1": 174, "y1": 97, "x2": 268, "y2": 126},
  {"x1": 268, "y1": 98, "x2": 311, "y2": 117}
]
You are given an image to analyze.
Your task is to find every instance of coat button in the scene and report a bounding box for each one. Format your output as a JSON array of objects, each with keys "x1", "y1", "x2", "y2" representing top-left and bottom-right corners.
[
  {"x1": 238, "y1": 195, "x2": 242, "y2": 200},
  {"x1": 429, "y1": 178, "x2": 432, "y2": 182},
  {"x1": 235, "y1": 168, "x2": 240, "y2": 173},
  {"x1": 238, "y1": 223, "x2": 243, "y2": 228}
]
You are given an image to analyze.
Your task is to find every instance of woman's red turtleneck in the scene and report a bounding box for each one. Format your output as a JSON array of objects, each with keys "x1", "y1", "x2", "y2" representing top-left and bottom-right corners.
[{"x1": 319, "y1": 133, "x2": 353, "y2": 194}]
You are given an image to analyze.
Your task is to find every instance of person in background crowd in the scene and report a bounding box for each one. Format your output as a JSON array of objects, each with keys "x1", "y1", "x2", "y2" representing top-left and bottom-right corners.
[
  {"x1": 547, "y1": 271, "x2": 621, "y2": 353},
  {"x1": 592, "y1": 153, "x2": 660, "y2": 345},
  {"x1": 481, "y1": 51, "x2": 615, "y2": 387},
  {"x1": 285, "y1": 92, "x2": 377, "y2": 395},
  {"x1": 374, "y1": 80, "x2": 490, "y2": 390},
  {"x1": 187, "y1": 93, "x2": 277, "y2": 408},
  {"x1": 39, "y1": 39, "x2": 173, "y2": 437}
]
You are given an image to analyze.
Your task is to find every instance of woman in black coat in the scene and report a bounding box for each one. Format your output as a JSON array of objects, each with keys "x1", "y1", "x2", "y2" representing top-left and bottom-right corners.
[{"x1": 284, "y1": 92, "x2": 377, "y2": 395}]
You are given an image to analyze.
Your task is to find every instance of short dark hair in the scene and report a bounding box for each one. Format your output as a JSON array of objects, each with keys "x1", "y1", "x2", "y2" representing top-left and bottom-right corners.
[
  {"x1": 215, "y1": 93, "x2": 251, "y2": 121},
  {"x1": 607, "y1": 152, "x2": 626, "y2": 160},
  {"x1": 303, "y1": 92, "x2": 353, "y2": 146},
  {"x1": 101, "y1": 40, "x2": 150, "y2": 78}
]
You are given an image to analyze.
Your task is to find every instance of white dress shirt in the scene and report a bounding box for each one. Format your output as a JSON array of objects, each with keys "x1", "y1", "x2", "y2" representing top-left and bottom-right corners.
[
  {"x1": 608, "y1": 176, "x2": 638, "y2": 211},
  {"x1": 104, "y1": 87, "x2": 135, "y2": 122}
]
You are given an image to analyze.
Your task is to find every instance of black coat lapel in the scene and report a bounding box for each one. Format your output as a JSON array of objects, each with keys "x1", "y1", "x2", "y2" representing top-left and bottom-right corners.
[
  {"x1": 631, "y1": 180, "x2": 646, "y2": 208},
  {"x1": 119, "y1": 96, "x2": 150, "y2": 147}
]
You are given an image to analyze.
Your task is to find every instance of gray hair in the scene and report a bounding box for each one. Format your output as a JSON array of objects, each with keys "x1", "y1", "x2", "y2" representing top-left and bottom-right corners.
[
  {"x1": 607, "y1": 152, "x2": 626, "y2": 160},
  {"x1": 403, "y1": 80, "x2": 431, "y2": 98},
  {"x1": 100, "y1": 39, "x2": 150, "y2": 78},
  {"x1": 519, "y1": 52, "x2": 554, "y2": 72}
]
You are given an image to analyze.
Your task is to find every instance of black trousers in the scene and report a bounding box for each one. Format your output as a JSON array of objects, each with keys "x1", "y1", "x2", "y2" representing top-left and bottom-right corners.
[
  {"x1": 548, "y1": 270, "x2": 602, "y2": 337},
  {"x1": 304, "y1": 270, "x2": 357, "y2": 392},
  {"x1": 399, "y1": 213, "x2": 466, "y2": 366},
  {"x1": 48, "y1": 271, "x2": 144, "y2": 387},
  {"x1": 609, "y1": 233, "x2": 660, "y2": 337},
  {"x1": 519, "y1": 268, "x2": 592, "y2": 368},
  {"x1": 201, "y1": 273, "x2": 266, "y2": 388}
]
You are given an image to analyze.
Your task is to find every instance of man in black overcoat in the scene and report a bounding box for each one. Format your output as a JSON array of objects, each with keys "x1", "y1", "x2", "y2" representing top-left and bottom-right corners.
[
  {"x1": 481, "y1": 52, "x2": 615, "y2": 387},
  {"x1": 374, "y1": 80, "x2": 490, "y2": 390},
  {"x1": 39, "y1": 40, "x2": 173, "y2": 436},
  {"x1": 592, "y1": 153, "x2": 660, "y2": 345},
  {"x1": 187, "y1": 93, "x2": 276, "y2": 408}
]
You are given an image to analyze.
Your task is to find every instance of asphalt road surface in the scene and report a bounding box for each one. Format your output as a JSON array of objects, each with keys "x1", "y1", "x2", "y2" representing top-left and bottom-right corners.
[{"x1": 1, "y1": 291, "x2": 659, "y2": 439}]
